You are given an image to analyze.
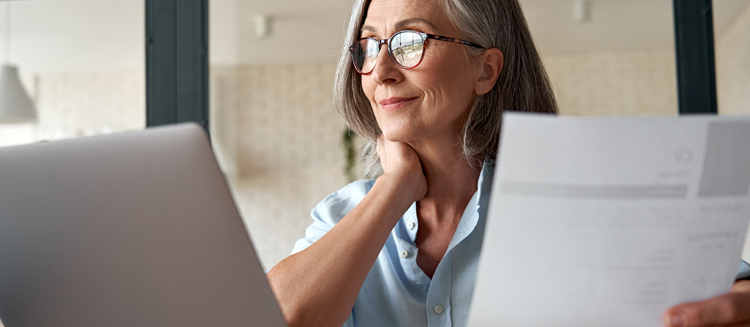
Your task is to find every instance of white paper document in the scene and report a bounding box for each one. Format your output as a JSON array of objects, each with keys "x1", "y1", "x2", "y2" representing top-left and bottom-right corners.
[{"x1": 468, "y1": 113, "x2": 750, "y2": 327}]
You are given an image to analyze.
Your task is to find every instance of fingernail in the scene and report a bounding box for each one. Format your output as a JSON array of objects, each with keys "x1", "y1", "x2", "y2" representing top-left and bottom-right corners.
[{"x1": 667, "y1": 313, "x2": 684, "y2": 327}]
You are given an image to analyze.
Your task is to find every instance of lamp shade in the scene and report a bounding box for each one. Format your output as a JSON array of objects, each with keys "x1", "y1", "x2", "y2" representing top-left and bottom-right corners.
[{"x1": 0, "y1": 64, "x2": 37, "y2": 124}]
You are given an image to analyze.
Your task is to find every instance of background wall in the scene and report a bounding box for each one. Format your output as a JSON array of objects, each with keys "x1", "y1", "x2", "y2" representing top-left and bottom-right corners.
[
  {"x1": 545, "y1": 51, "x2": 678, "y2": 116},
  {"x1": 211, "y1": 63, "x2": 352, "y2": 267},
  {"x1": 544, "y1": 0, "x2": 750, "y2": 119},
  {"x1": 34, "y1": 71, "x2": 145, "y2": 140},
  {"x1": 717, "y1": 0, "x2": 750, "y2": 115}
]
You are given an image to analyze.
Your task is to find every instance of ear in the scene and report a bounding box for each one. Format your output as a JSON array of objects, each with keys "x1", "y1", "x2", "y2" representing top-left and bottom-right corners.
[{"x1": 474, "y1": 48, "x2": 504, "y2": 95}]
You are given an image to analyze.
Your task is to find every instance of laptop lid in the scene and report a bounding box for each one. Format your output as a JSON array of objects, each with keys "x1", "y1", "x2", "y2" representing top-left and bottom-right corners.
[{"x1": 0, "y1": 123, "x2": 287, "y2": 327}]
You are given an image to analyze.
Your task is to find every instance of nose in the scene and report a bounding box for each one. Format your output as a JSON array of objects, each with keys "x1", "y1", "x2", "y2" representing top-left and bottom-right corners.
[{"x1": 370, "y1": 44, "x2": 403, "y2": 85}]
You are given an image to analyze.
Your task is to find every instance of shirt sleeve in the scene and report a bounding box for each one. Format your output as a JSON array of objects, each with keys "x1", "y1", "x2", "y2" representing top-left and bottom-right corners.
[
  {"x1": 291, "y1": 179, "x2": 375, "y2": 255},
  {"x1": 737, "y1": 260, "x2": 750, "y2": 280}
]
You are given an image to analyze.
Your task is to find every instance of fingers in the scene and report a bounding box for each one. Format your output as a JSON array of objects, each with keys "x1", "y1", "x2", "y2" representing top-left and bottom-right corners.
[
  {"x1": 732, "y1": 279, "x2": 750, "y2": 293},
  {"x1": 664, "y1": 291, "x2": 750, "y2": 327}
]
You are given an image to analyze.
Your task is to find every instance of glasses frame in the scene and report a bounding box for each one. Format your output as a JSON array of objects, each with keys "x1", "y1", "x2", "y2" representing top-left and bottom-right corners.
[{"x1": 349, "y1": 30, "x2": 486, "y2": 75}]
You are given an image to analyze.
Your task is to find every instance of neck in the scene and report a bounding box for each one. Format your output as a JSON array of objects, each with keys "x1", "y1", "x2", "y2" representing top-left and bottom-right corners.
[{"x1": 408, "y1": 134, "x2": 481, "y2": 224}]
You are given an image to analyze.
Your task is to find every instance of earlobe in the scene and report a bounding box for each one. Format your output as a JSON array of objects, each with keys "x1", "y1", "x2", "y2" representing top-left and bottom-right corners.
[{"x1": 475, "y1": 49, "x2": 504, "y2": 95}]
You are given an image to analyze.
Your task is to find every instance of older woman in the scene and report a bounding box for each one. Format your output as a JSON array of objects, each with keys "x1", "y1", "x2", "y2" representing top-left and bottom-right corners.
[{"x1": 266, "y1": 0, "x2": 750, "y2": 326}]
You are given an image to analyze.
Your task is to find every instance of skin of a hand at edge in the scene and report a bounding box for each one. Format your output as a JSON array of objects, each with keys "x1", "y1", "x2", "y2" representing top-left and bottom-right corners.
[{"x1": 663, "y1": 279, "x2": 750, "y2": 327}]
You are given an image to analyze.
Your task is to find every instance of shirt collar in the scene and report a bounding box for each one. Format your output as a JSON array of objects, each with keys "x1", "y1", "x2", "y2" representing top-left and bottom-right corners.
[
  {"x1": 395, "y1": 160, "x2": 491, "y2": 251},
  {"x1": 446, "y1": 160, "x2": 490, "y2": 252}
]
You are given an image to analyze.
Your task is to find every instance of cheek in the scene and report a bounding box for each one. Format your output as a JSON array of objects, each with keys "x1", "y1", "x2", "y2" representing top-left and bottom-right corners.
[
  {"x1": 360, "y1": 77, "x2": 388, "y2": 130},
  {"x1": 417, "y1": 53, "x2": 476, "y2": 112},
  {"x1": 361, "y1": 77, "x2": 380, "y2": 111},
  {"x1": 361, "y1": 77, "x2": 375, "y2": 101}
]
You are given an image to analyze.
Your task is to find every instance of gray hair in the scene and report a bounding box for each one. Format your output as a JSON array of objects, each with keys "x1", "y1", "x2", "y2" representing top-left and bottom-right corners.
[{"x1": 334, "y1": 0, "x2": 558, "y2": 178}]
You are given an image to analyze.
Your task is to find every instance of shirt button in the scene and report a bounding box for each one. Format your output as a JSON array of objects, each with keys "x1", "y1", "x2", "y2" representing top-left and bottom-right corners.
[
  {"x1": 400, "y1": 250, "x2": 409, "y2": 258},
  {"x1": 434, "y1": 305, "x2": 444, "y2": 314},
  {"x1": 407, "y1": 221, "x2": 416, "y2": 230}
]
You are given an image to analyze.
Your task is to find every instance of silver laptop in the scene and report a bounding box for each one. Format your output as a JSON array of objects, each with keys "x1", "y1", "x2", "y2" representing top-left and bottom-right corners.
[{"x1": 0, "y1": 123, "x2": 287, "y2": 327}]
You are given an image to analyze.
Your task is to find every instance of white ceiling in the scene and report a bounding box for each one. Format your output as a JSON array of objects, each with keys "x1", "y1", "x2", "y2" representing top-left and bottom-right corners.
[{"x1": 0, "y1": 0, "x2": 747, "y2": 72}]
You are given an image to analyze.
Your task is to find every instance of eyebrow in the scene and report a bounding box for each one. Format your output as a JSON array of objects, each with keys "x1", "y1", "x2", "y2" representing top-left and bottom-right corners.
[{"x1": 361, "y1": 17, "x2": 438, "y2": 34}]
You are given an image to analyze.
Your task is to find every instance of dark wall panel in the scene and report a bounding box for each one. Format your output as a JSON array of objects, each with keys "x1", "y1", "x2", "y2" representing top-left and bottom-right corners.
[
  {"x1": 146, "y1": 0, "x2": 209, "y2": 131},
  {"x1": 673, "y1": 0, "x2": 718, "y2": 115}
]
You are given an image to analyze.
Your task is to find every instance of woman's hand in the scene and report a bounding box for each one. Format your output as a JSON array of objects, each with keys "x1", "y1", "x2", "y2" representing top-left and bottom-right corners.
[
  {"x1": 376, "y1": 135, "x2": 427, "y2": 203},
  {"x1": 268, "y1": 135, "x2": 430, "y2": 327},
  {"x1": 663, "y1": 279, "x2": 750, "y2": 326}
]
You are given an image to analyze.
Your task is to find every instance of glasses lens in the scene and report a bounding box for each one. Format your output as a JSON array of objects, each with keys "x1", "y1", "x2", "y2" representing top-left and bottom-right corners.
[
  {"x1": 352, "y1": 38, "x2": 379, "y2": 73},
  {"x1": 390, "y1": 32, "x2": 424, "y2": 68}
]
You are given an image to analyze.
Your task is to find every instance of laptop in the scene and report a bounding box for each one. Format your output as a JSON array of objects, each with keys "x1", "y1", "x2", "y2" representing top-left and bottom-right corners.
[{"x1": 0, "y1": 123, "x2": 288, "y2": 327}]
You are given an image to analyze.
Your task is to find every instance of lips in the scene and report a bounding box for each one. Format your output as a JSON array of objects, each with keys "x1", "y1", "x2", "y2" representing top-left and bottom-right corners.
[{"x1": 379, "y1": 97, "x2": 418, "y2": 111}]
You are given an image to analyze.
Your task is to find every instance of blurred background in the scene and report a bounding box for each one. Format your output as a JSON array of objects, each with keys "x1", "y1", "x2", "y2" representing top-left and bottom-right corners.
[{"x1": 0, "y1": 0, "x2": 748, "y2": 283}]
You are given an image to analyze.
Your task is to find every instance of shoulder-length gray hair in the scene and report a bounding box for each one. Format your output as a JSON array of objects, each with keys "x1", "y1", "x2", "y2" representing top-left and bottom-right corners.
[{"x1": 334, "y1": 0, "x2": 558, "y2": 178}]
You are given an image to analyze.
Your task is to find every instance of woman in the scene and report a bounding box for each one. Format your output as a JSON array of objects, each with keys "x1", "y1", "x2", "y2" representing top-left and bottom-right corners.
[{"x1": 266, "y1": 0, "x2": 750, "y2": 326}]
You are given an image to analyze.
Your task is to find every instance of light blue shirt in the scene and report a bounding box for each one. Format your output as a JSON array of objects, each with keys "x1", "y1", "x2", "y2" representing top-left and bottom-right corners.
[{"x1": 291, "y1": 163, "x2": 750, "y2": 327}]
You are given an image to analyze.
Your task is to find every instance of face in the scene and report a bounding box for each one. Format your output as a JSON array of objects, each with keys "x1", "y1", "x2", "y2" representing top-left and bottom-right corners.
[{"x1": 360, "y1": 0, "x2": 481, "y2": 145}]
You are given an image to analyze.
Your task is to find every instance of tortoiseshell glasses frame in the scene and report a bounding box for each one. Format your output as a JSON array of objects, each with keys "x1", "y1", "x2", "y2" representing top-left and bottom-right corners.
[{"x1": 349, "y1": 30, "x2": 486, "y2": 75}]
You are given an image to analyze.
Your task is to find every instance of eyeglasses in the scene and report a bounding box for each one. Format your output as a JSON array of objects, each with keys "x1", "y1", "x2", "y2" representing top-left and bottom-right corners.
[{"x1": 349, "y1": 30, "x2": 485, "y2": 75}]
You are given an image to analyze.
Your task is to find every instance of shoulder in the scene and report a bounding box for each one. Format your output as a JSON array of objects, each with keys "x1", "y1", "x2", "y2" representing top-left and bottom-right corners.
[
  {"x1": 292, "y1": 179, "x2": 377, "y2": 254},
  {"x1": 313, "y1": 179, "x2": 376, "y2": 225}
]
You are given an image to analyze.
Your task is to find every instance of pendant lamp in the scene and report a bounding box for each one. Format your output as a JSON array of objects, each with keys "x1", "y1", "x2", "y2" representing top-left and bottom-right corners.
[{"x1": 0, "y1": 1, "x2": 37, "y2": 124}]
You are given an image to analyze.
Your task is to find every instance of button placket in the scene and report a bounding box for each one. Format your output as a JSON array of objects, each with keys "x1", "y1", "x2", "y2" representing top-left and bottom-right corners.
[
  {"x1": 434, "y1": 305, "x2": 444, "y2": 314},
  {"x1": 402, "y1": 203, "x2": 419, "y2": 243},
  {"x1": 425, "y1": 253, "x2": 452, "y2": 325},
  {"x1": 392, "y1": 230, "x2": 430, "y2": 292}
]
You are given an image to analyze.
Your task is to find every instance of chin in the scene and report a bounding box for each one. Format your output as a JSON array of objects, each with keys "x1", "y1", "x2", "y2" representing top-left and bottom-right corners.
[
  {"x1": 381, "y1": 132, "x2": 410, "y2": 143},
  {"x1": 380, "y1": 125, "x2": 420, "y2": 143},
  {"x1": 378, "y1": 117, "x2": 424, "y2": 141}
]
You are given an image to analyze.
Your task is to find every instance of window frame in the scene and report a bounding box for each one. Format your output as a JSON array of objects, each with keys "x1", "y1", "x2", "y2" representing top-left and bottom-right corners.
[{"x1": 145, "y1": 0, "x2": 209, "y2": 132}]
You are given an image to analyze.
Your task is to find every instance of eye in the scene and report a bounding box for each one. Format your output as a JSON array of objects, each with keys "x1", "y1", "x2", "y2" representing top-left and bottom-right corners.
[{"x1": 361, "y1": 35, "x2": 378, "y2": 43}]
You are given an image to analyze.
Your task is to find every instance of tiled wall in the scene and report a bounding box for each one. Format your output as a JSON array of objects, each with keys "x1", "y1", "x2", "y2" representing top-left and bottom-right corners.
[
  {"x1": 35, "y1": 70, "x2": 145, "y2": 139},
  {"x1": 544, "y1": 51, "x2": 678, "y2": 117},
  {"x1": 717, "y1": 1, "x2": 750, "y2": 115},
  {"x1": 0, "y1": 70, "x2": 145, "y2": 147},
  {"x1": 210, "y1": 63, "x2": 354, "y2": 269}
]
